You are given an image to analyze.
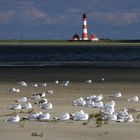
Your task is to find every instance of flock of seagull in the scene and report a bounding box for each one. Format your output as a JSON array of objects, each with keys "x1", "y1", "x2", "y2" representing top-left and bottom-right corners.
[
  {"x1": 72, "y1": 92, "x2": 138, "y2": 123},
  {"x1": 3, "y1": 80, "x2": 139, "y2": 124}
]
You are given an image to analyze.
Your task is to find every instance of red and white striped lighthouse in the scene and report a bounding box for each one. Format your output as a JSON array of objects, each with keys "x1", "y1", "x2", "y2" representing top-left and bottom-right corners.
[{"x1": 82, "y1": 13, "x2": 88, "y2": 40}]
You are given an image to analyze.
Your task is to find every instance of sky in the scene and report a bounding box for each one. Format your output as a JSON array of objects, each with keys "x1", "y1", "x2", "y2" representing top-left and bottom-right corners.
[{"x1": 0, "y1": 0, "x2": 140, "y2": 40}]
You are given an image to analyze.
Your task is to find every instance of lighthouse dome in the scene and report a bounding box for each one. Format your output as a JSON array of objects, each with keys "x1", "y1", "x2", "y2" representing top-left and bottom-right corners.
[
  {"x1": 89, "y1": 33, "x2": 99, "y2": 41},
  {"x1": 72, "y1": 33, "x2": 80, "y2": 41}
]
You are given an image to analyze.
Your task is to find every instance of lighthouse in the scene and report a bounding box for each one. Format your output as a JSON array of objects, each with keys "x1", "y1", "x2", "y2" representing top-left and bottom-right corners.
[
  {"x1": 82, "y1": 13, "x2": 88, "y2": 40},
  {"x1": 71, "y1": 13, "x2": 99, "y2": 41}
]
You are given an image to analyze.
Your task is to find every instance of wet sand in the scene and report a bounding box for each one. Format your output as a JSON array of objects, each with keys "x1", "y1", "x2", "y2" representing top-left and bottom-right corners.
[{"x1": 0, "y1": 67, "x2": 140, "y2": 140}]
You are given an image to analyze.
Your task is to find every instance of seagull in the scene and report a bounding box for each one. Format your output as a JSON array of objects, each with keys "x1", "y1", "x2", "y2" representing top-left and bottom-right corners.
[
  {"x1": 16, "y1": 97, "x2": 27, "y2": 103},
  {"x1": 94, "y1": 101, "x2": 104, "y2": 108},
  {"x1": 117, "y1": 114, "x2": 134, "y2": 123},
  {"x1": 86, "y1": 94, "x2": 103, "y2": 102},
  {"x1": 86, "y1": 100, "x2": 95, "y2": 108},
  {"x1": 23, "y1": 112, "x2": 40, "y2": 120},
  {"x1": 35, "y1": 98, "x2": 48, "y2": 105},
  {"x1": 86, "y1": 95, "x2": 96, "y2": 100},
  {"x1": 85, "y1": 80, "x2": 92, "y2": 84},
  {"x1": 30, "y1": 94, "x2": 41, "y2": 99},
  {"x1": 36, "y1": 112, "x2": 51, "y2": 120},
  {"x1": 9, "y1": 87, "x2": 20, "y2": 93},
  {"x1": 41, "y1": 83, "x2": 47, "y2": 87},
  {"x1": 110, "y1": 92, "x2": 122, "y2": 99},
  {"x1": 62, "y1": 82, "x2": 68, "y2": 87},
  {"x1": 32, "y1": 83, "x2": 38, "y2": 87},
  {"x1": 93, "y1": 94, "x2": 103, "y2": 102},
  {"x1": 127, "y1": 114, "x2": 134, "y2": 122},
  {"x1": 4, "y1": 115, "x2": 20, "y2": 123},
  {"x1": 72, "y1": 110, "x2": 89, "y2": 121},
  {"x1": 102, "y1": 112, "x2": 117, "y2": 121},
  {"x1": 100, "y1": 101, "x2": 115, "y2": 115},
  {"x1": 8, "y1": 104, "x2": 21, "y2": 110},
  {"x1": 18, "y1": 81, "x2": 27, "y2": 87},
  {"x1": 55, "y1": 80, "x2": 59, "y2": 84},
  {"x1": 62, "y1": 81, "x2": 70, "y2": 86},
  {"x1": 31, "y1": 92, "x2": 45, "y2": 99},
  {"x1": 56, "y1": 113, "x2": 70, "y2": 121},
  {"x1": 21, "y1": 103, "x2": 32, "y2": 109},
  {"x1": 38, "y1": 92, "x2": 46, "y2": 98},
  {"x1": 39, "y1": 102, "x2": 53, "y2": 109},
  {"x1": 47, "y1": 90, "x2": 54, "y2": 94},
  {"x1": 72, "y1": 97, "x2": 86, "y2": 106},
  {"x1": 100, "y1": 106, "x2": 115, "y2": 115},
  {"x1": 103, "y1": 100, "x2": 116, "y2": 108},
  {"x1": 63, "y1": 80, "x2": 69, "y2": 84},
  {"x1": 117, "y1": 108, "x2": 129, "y2": 119},
  {"x1": 128, "y1": 96, "x2": 139, "y2": 102},
  {"x1": 101, "y1": 77, "x2": 105, "y2": 81}
]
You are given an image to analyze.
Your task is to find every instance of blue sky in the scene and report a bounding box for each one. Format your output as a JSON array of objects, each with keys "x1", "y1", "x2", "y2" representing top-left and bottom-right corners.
[{"x1": 0, "y1": 0, "x2": 140, "y2": 40}]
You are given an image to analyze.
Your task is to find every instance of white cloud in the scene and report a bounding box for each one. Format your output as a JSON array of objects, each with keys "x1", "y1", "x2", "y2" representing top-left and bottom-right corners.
[
  {"x1": 0, "y1": 10, "x2": 14, "y2": 24},
  {"x1": 19, "y1": 7, "x2": 68, "y2": 26},
  {"x1": 20, "y1": 7, "x2": 49, "y2": 24},
  {"x1": 0, "y1": 0, "x2": 139, "y2": 26},
  {"x1": 0, "y1": 1, "x2": 49, "y2": 25},
  {"x1": 89, "y1": 9, "x2": 140, "y2": 26}
]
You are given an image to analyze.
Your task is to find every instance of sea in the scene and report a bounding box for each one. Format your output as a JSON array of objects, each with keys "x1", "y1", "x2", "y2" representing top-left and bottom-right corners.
[{"x1": 0, "y1": 45, "x2": 140, "y2": 68}]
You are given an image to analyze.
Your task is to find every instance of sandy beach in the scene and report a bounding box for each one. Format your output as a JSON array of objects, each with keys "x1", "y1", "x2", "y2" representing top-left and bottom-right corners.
[{"x1": 0, "y1": 67, "x2": 140, "y2": 140}]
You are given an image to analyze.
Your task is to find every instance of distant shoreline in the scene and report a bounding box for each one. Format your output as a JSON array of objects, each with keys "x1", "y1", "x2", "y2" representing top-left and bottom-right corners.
[{"x1": 0, "y1": 40, "x2": 140, "y2": 46}]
